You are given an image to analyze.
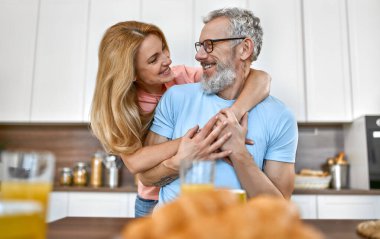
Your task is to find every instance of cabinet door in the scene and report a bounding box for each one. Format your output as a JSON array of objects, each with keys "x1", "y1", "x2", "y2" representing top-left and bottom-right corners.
[
  {"x1": 248, "y1": 0, "x2": 306, "y2": 121},
  {"x1": 0, "y1": 0, "x2": 39, "y2": 122},
  {"x1": 68, "y1": 192, "x2": 129, "y2": 217},
  {"x1": 126, "y1": 193, "x2": 137, "y2": 217},
  {"x1": 47, "y1": 192, "x2": 69, "y2": 222},
  {"x1": 303, "y1": 0, "x2": 352, "y2": 122},
  {"x1": 83, "y1": 0, "x2": 141, "y2": 122},
  {"x1": 31, "y1": 0, "x2": 88, "y2": 122},
  {"x1": 291, "y1": 195, "x2": 317, "y2": 219},
  {"x1": 318, "y1": 195, "x2": 379, "y2": 219},
  {"x1": 347, "y1": 0, "x2": 380, "y2": 118},
  {"x1": 141, "y1": 0, "x2": 193, "y2": 67}
]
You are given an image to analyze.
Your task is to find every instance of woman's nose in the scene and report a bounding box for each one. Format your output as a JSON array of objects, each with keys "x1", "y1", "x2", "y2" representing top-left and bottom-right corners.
[{"x1": 162, "y1": 54, "x2": 172, "y2": 66}]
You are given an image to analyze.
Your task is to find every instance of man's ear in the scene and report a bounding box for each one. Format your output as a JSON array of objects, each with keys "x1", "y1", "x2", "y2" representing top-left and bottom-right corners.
[{"x1": 239, "y1": 38, "x2": 254, "y2": 61}]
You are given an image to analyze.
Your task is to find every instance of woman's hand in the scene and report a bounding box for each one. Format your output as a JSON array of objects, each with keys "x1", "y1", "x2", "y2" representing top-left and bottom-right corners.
[{"x1": 164, "y1": 115, "x2": 232, "y2": 171}]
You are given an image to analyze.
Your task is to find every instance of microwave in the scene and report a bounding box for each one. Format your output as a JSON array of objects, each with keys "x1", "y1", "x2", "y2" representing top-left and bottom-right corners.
[{"x1": 344, "y1": 116, "x2": 380, "y2": 189}]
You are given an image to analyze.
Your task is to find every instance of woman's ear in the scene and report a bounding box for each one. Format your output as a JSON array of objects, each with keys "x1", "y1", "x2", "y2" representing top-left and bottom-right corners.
[{"x1": 240, "y1": 38, "x2": 254, "y2": 61}]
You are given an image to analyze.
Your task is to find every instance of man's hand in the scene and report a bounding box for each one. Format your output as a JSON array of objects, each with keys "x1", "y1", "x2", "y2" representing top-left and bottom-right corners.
[
  {"x1": 163, "y1": 114, "x2": 233, "y2": 171},
  {"x1": 216, "y1": 109, "x2": 249, "y2": 158}
]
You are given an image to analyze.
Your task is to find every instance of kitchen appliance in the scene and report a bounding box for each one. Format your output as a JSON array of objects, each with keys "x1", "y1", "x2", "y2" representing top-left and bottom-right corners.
[{"x1": 344, "y1": 115, "x2": 380, "y2": 189}]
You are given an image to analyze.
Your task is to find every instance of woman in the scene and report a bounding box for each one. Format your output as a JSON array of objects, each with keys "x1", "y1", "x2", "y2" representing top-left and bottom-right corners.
[{"x1": 90, "y1": 21, "x2": 271, "y2": 217}]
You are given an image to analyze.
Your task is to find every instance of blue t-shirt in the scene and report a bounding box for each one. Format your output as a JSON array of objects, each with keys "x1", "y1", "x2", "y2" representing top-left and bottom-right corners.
[{"x1": 150, "y1": 83, "x2": 298, "y2": 203}]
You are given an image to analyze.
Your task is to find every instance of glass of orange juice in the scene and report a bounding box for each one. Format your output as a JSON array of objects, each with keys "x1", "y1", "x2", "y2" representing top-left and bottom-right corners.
[
  {"x1": 0, "y1": 150, "x2": 55, "y2": 222},
  {"x1": 0, "y1": 200, "x2": 45, "y2": 239},
  {"x1": 180, "y1": 159, "x2": 215, "y2": 194}
]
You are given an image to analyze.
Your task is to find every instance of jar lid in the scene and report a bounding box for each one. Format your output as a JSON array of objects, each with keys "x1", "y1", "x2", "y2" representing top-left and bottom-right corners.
[
  {"x1": 61, "y1": 167, "x2": 72, "y2": 173},
  {"x1": 75, "y1": 162, "x2": 87, "y2": 168}
]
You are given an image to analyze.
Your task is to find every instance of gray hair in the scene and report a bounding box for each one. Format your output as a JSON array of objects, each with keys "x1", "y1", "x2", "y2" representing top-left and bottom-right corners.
[{"x1": 203, "y1": 7, "x2": 263, "y2": 61}]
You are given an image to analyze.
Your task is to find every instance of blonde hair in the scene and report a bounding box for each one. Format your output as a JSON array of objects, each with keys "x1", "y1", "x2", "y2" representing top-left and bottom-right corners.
[{"x1": 90, "y1": 21, "x2": 169, "y2": 155}]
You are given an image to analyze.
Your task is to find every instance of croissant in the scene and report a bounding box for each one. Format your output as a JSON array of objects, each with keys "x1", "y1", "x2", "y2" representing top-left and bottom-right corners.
[{"x1": 122, "y1": 190, "x2": 324, "y2": 239}]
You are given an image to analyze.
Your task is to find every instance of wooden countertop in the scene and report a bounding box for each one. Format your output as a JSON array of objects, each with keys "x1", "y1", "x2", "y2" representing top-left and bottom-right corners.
[
  {"x1": 47, "y1": 217, "x2": 366, "y2": 239},
  {"x1": 53, "y1": 185, "x2": 137, "y2": 193},
  {"x1": 53, "y1": 185, "x2": 380, "y2": 195}
]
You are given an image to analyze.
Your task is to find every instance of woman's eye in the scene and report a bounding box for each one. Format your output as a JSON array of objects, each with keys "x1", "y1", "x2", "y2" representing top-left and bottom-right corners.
[{"x1": 148, "y1": 58, "x2": 157, "y2": 64}]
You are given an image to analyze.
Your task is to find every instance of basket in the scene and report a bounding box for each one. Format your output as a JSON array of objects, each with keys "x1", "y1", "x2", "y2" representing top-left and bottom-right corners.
[{"x1": 294, "y1": 175, "x2": 332, "y2": 189}]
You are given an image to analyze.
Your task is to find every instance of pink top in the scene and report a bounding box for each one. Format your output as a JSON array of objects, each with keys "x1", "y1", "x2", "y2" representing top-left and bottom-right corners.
[{"x1": 136, "y1": 65, "x2": 202, "y2": 200}]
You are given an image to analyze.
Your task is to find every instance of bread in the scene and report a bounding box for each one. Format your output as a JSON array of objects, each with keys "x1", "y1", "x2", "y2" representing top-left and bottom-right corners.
[
  {"x1": 122, "y1": 191, "x2": 324, "y2": 239},
  {"x1": 357, "y1": 220, "x2": 380, "y2": 239},
  {"x1": 299, "y1": 169, "x2": 329, "y2": 177}
]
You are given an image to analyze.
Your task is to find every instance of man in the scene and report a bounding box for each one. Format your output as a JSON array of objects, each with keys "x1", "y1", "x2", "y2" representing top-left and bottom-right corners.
[{"x1": 139, "y1": 7, "x2": 297, "y2": 203}]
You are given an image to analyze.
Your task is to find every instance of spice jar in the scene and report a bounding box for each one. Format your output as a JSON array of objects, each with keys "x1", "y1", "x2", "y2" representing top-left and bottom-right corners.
[
  {"x1": 90, "y1": 151, "x2": 105, "y2": 187},
  {"x1": 59, "y1": 167, "x2": 73, "y2": 186},
  {"x1": 73, "y1": 162, "x2": 88, "y2": 186}
]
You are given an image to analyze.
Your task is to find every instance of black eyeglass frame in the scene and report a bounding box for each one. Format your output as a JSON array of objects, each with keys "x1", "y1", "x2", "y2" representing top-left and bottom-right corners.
[{"x1": 194, "y1": 37, "x2": 246, "y2": 53}]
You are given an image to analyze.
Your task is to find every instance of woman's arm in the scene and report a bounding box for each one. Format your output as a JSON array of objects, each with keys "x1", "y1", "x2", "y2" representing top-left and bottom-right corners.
[
  {"x1": 120, "y1": 139, "x2": 180, "y2": 174},
  {"x1": 230, "y1": 69, "x2": 271, "y2": 120}
]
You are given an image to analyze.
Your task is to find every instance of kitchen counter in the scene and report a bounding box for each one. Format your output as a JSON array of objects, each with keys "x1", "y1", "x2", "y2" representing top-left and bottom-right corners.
[
  {"x1": 53, "y1": 185, "x2": 380, "y2": 195},
  {"x1": 47, "y1": 217, "x2": 366, "y2": 239},
  {"x1": 294, "y1": 188, "x2": 380, "y2": 195}
]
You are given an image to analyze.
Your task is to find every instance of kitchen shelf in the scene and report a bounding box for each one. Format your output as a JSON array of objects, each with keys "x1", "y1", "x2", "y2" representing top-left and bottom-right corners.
[{"x1": 53, "y1": 185, "x2": 137, "y2": 193}]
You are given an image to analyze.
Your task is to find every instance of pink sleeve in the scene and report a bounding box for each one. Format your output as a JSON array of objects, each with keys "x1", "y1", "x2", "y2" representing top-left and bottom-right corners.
[{"x1": 172, "y1": 65, "x2": 203, "y2": 85}]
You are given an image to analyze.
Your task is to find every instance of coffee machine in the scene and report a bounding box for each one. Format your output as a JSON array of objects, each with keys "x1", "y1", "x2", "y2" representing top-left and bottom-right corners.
[{"x1": 344, "y1": 116, "x2": 380, "y2": 189}]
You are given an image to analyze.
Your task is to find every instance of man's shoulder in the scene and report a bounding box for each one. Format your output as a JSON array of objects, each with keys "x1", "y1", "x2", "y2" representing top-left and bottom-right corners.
[
  {"x1": 255, "y1": 95, "x2": 296, "y2": 121},
  {"x1": 166, "y1": 82, "x2": 201, "y2": 95}
]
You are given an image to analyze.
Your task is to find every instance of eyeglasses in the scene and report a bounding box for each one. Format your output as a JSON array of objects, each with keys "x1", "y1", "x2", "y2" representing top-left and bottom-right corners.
[{"x1": 194, "y1": 37, "x2": 245, "y2": 53}]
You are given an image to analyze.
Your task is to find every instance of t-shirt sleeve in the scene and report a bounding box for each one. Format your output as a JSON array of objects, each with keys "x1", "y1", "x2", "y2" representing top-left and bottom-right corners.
[
  {"x1": 172, "y1": 65, "x2": 203, "y2": 84},
  {"x1": 149, "y1": 88, "x2": 176, "y2": 139},
  {"x1": 265, "y1": 108, "x2": 298, "y2": 163}
]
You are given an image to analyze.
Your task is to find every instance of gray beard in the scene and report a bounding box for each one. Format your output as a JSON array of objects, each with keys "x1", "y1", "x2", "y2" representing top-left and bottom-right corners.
[{"x1": 201, "y1": 63, "x2": 236, "y2": 94}]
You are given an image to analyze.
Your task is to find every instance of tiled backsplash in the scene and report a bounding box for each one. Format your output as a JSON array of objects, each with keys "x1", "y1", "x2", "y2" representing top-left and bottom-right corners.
[
  {"x1": 0, "y1": 124, "x2": 345, "y2": 184},
  {"x1": 295, "y1": 124, "x2": 344, "y2": 173}
]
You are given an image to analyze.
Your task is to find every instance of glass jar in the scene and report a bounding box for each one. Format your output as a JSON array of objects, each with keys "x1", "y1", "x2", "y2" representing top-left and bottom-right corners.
[
  {"x1": 59, "y1": 167, "x2": 73, "y2": 186},
  {"x1": 73, "y1": 162, "x2": 88, "y2": 186},
  {"x1": 90, "y1": 152, "x2": 105, "y2": 187}
]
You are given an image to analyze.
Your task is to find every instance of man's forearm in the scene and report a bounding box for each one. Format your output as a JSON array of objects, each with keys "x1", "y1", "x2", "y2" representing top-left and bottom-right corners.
[
  {"x1": 230, "y1": 151, "x2": 284, "y2": 199},
  {"x1": 138, "y1": 158, "x2": 179, "y2": 187}
]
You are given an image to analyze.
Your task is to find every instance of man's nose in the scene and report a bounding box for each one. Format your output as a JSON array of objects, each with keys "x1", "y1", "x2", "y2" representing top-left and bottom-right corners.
[{"x1": 195, "y1": 47, "x2": 208, "y2": 62}]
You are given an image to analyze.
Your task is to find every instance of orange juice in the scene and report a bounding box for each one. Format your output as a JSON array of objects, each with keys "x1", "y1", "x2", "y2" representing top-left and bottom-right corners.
[
  {"x1": 1, "y1": 181, "x2": 52, "y2": 217},
  {"x1": 230, "y1": 189, "x2": 247, "y2": 203},
  {"x1": 0, "y1": 201, "x2": 45, "y2": 239},
  {"x1": 181, "y1": 183, "x2": 214, "y2": 194},
  {"x1": 0, "y1": 212, "x2": 45, "y2": 239}
]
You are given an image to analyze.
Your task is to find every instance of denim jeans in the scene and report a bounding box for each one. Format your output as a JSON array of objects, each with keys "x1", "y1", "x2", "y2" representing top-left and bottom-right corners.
[{"x1": 135, "y1": 195, "x2": 158, "y2": 218}]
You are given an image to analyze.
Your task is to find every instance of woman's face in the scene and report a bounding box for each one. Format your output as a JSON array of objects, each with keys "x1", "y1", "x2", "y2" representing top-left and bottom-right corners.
[{"x1": 135, "y1": 34, "x2": 174, "y2": 93}]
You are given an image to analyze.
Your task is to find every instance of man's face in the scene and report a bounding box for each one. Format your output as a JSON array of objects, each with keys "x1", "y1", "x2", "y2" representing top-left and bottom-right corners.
[{"x1": 195, "y1": 17, "x2": 239, "y2": 93}]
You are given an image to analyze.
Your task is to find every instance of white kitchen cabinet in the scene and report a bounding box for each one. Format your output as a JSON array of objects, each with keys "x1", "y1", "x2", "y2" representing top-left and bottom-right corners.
[
  {"x1": 141, "y1": 0, "x2": 193, "y2": 67},
  {"x1": 248, "y1": 0, "x2": 306, "y2": 121},
  {"x1": 318, "y1": 195, "x2": 380, "y2": 219},
  {"x1": 303, "y1": 0, "x2": 352, "y2": 122},
  {"x1": 68, "y1": 192, "x2": 130, "y2": 217},
  {"x1": 31, "y1": 0, "x2": 89, "y2": 122},
  {"x1": 83, "y1": 0, "x2": 141, "y2": 122},
  {"x1": 48, "y1": 192, "x2": 136, "y2": 221},
  {"x1": 0, "y1": 0, "x2": 39, "y2": 122},
  {"x1": 347, "y1": 0, "x2": 380, "y2": 119},
  {"x1": 48, "y1": 192, "x2": 69, "y2": 222},
  {"x1": 291, "y1": 195, "x2": 317, "y2": 219}
]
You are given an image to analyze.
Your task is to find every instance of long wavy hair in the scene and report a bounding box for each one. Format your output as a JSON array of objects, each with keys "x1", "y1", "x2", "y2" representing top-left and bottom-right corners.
[{"x1": 90, "y1": 21, "x2": 169, "y2": 155}]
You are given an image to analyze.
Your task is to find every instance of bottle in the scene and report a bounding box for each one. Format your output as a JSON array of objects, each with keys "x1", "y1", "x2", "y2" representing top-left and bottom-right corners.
[
  {"x1": 90, "y1": 151, "x2": 104, "y2": 187},
  {"x1": 59, "y1": 167, "x2": 73, "y2": 186},
  {"x1": 73, "y1": 162, "x2": 88, "y2": 186}
]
